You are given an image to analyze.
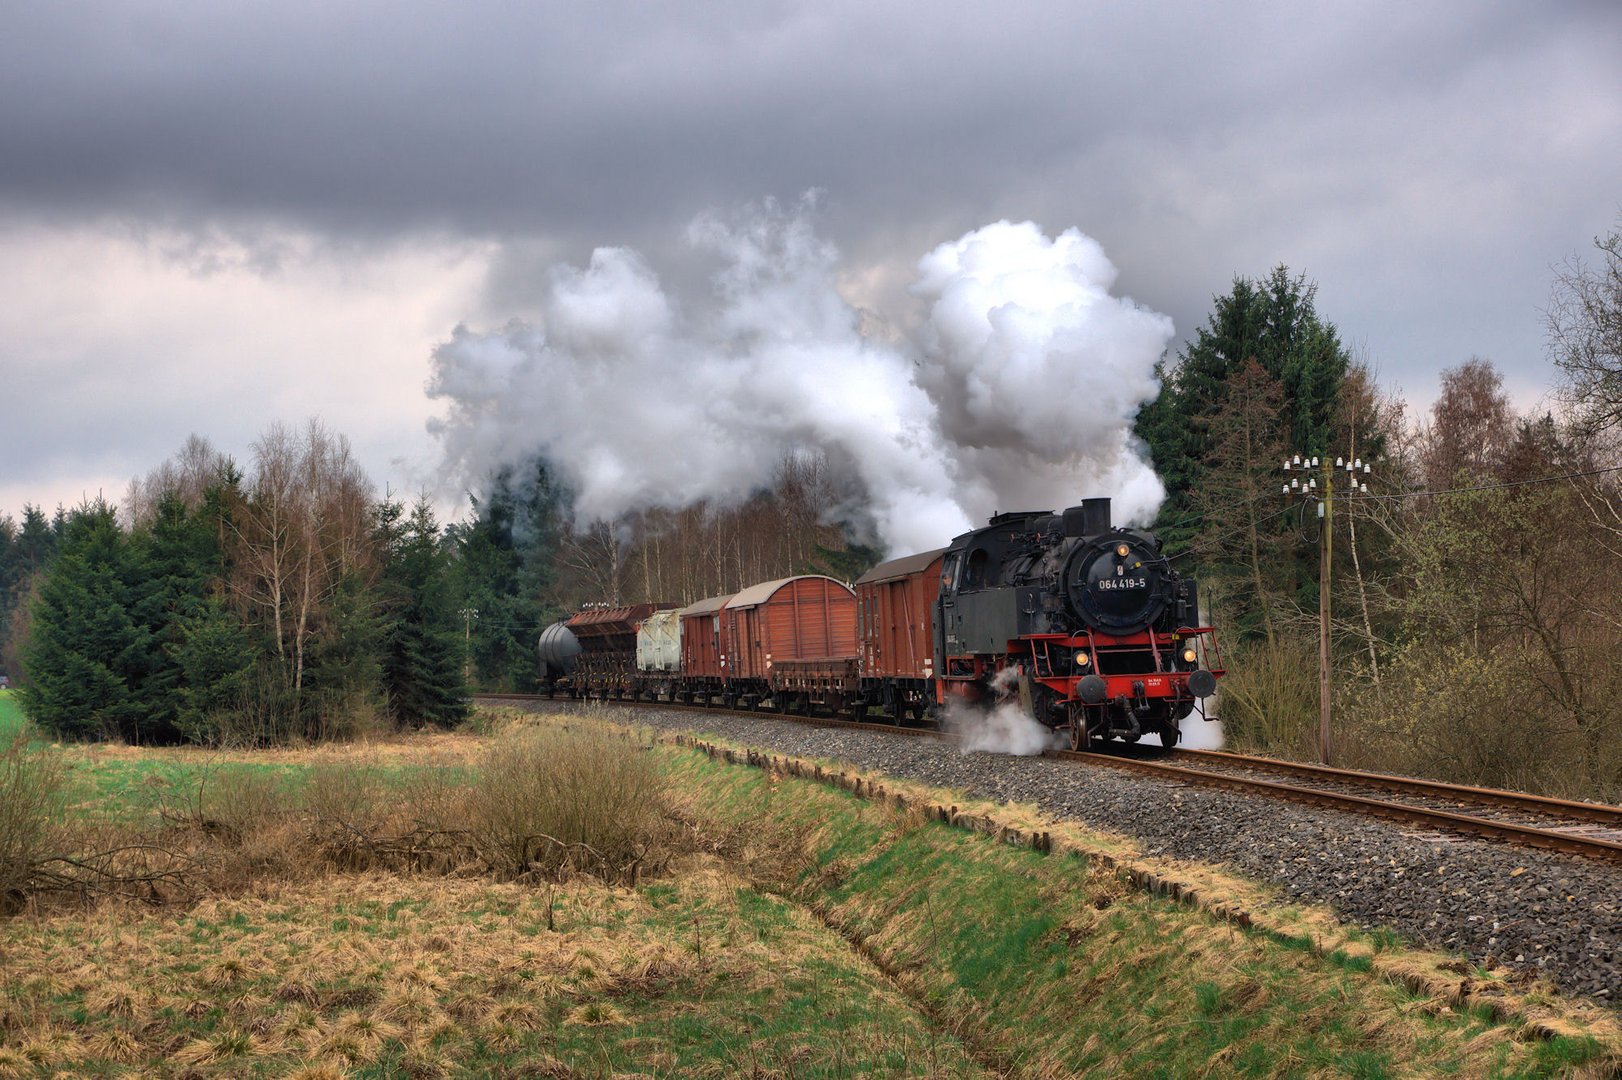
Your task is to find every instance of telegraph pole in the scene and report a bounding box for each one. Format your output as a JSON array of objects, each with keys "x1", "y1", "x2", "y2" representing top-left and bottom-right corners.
[
  {"x1": 1284, "y1": 454, "x2": 1369, "y2": 765},
  {"x1": 459, "y1": 607, "x2": 478, "y2": 685},
  {"x1": 1318, "y1": 462, "x2": 1332, "y2": 765}
]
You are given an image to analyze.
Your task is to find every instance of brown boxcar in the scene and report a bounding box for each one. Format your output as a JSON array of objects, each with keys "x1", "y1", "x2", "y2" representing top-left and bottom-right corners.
[
  {"x1": 720, "y1": 575, "x2": 857, "y2": 683},
  {"x1": 854, "y1": 548, "x2": 946, "y2": 681},
  {"x1": 677, "y1": 592, "x2": 733, "y2": 684}
]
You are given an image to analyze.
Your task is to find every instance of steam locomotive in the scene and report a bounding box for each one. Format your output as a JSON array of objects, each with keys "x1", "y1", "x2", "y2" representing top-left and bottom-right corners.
[{"x1": 537, "y1": 497, "x2": 1221, "y2": 749}]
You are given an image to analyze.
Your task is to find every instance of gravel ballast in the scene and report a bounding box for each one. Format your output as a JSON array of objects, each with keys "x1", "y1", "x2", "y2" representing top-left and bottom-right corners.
[{"x1": 565, "y1": 702, "x2": 1622, "y2": 1005}]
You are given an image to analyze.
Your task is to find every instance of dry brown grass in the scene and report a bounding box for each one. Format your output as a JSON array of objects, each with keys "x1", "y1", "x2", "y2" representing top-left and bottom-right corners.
[
  {"x1": 0, "y1": 856, "x2": 970, "y2": 1076},
  {"x1": 0, "y1": 733, "x2": 68, "y2": 913},
  {"x1": 462, "y1": 722, "x2": 671, "y2": 883},
  {"x1": 11, "y1": 717, "x2": 679, "y2": 915}
]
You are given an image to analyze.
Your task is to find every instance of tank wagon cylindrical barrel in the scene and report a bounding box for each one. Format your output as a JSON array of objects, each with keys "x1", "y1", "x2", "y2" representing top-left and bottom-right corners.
[{"x1": 536, "y1": 621, "x2": 582, "y2": 682}]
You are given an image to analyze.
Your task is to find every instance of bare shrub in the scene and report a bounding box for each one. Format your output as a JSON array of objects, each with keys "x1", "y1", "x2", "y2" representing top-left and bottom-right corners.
[
  {"x1": 301, "y1": 763, "x2": 395, "y2": 869},
  {"x1": 465, "y1": 725, "x2": 669, "y2": 882},
  {"x1": 1215, "y1": 638, "x2": 1319, "y2": 758},
  {"x1": 1341, "y1": 643, "x2": 1581, "y2": 795},
  {"x1": 0, "y1": 733, "x2": 68, "y2": 912},
  {"x1": 173, "y1": 767, "x2": 297, "y2": 845}
]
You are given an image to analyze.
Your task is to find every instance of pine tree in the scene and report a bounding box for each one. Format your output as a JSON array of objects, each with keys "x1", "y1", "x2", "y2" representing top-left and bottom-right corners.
[
  {"x1": 449, "y1": 461, "x2": 564, "y2": 691},
  {"x1": 1138, "y1": 266, "x2": 1350, "y2": 555},
  {"x1": 19, "y1": 502, "x2": 150, "y2": 740},
  {"x1": 170, "y1": 597, "x2": 257, "y2": 744},
  {"x1": 379, "y1": 497, "x2": 469, "y2": 727},
  {"x1": 125, "y1": 492, "x2": 219, "y2": 741}
]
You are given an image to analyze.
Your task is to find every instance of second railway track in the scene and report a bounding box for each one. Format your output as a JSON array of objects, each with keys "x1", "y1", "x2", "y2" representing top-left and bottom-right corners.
[{"x1": 476, "y1": 692, "x2": 1622, "y2": 865}]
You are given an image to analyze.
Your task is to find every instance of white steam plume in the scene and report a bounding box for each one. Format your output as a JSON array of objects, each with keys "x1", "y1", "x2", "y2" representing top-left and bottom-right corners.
[
  {"x1": 427, "y1": 200, "x2": 1173, "y2": 554},
  {"x1": 944, "y1": 667, "x2": 1060, "y2": 757}
]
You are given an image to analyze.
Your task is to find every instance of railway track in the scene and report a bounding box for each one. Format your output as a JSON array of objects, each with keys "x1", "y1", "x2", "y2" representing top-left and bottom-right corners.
[{"x1": 474, "y1": 693, "x2": 1622, "y2": 865}]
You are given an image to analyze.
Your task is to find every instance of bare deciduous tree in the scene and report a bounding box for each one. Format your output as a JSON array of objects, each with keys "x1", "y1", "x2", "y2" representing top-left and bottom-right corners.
[
  {"x1": 227, "y1": 420, "x2": 376, "y2": 733},
  {"x1": 1548, "y1": 223, "x2": 1622, "y2": 437},
  {"x1": 1419, "y1": 358, "x2": 1514, "y2": 488}
]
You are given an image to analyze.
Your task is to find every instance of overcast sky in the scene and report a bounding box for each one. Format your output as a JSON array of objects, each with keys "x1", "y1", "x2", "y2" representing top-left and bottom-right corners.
[{"x1": 2, "y1": 1, "x2": 1618, "y2": 521}]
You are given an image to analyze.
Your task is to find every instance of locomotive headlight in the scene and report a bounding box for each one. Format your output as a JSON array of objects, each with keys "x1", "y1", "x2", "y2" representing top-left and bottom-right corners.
[
  {"x1": 1181, "y1": 646, "x2": 1198, "y2": 664},
  {"x1": 1074, "y1": 651, "x2": 1091, "y2": 669},
  {"x1": 1115, "y1": 543, "x2": 1130, "y2": 557}
]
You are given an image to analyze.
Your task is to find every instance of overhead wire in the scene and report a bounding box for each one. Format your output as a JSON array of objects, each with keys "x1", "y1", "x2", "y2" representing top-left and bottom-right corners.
[{"x1": 1341, "y1": 461, "x2": 1622, "y2": 502}]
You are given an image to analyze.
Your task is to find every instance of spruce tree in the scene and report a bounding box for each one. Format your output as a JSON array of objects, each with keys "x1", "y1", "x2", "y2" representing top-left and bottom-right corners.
[
  {"x1": 379, "y1": 497, "x2": 469, "y2": 727},
  {"x1": 449, "y1": 461, "x2": 564, "y2": 691},
  {"x1": 19, "y1": 501, "x2": 149, "y2": 740},
  {"x1": 1138, "y1": 266, "x2": 1350, "y2": 556}
]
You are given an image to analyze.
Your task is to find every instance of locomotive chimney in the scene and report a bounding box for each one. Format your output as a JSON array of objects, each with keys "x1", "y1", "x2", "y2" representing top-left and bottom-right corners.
[{"x1": 1062, "y1": 498, "x2": 1113, "y2": 537}]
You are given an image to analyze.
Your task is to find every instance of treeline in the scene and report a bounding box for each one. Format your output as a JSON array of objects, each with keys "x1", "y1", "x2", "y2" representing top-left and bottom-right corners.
[
  {"x1": 1137, "y1": 223, "x2": 1622, "y2": 799},
  {"x1": 1, "y1": 424, "x2": 468, "y2": 744},
  {"x1": 0, "y1": 430, "x2": 866, "y2": 741}
]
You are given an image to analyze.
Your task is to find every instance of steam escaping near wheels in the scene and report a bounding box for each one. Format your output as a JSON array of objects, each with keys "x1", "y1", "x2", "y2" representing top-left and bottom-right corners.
[
  {"x1": 943, "y1": 698, "x2": 1061, "y2": 756},
  {"x1": 941, "y1": 665, "x2": 1061, "y2": 756}
]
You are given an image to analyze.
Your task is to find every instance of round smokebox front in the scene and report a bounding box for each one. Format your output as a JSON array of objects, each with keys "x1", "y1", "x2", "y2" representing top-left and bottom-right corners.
[{"x1": 1065, "y1": 536, "x2": 1166, "y2": 635}]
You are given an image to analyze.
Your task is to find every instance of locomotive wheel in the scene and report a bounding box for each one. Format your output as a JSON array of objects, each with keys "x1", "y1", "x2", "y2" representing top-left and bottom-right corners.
[
  {"x1": 1068, "y1": 703, "x2": 1091, "y2": 751},
  {"x1": 1160, "y1": 723, "x2": 1181, "y2": 749}
]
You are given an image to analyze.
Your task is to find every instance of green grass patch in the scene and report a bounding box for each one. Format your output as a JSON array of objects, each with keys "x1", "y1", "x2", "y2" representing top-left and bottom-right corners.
[{"x1": 0, "y1": 688, "x2": 28, "y2": 742}]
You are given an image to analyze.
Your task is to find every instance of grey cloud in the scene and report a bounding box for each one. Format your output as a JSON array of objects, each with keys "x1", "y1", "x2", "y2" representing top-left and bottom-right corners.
[{"x1": 1, "y1": 0, "x2": 1619, "y2": 515}]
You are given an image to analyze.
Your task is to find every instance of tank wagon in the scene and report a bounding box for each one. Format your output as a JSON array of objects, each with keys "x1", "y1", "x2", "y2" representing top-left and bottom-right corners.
[{"x1": 538, "y1": 498, "x2": 1222, "y2": 748}]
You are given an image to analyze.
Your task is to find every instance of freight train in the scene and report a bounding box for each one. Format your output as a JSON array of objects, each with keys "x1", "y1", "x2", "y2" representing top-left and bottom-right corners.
[{"x1": 536, "y1": 497, "x2": 1222, "y2": 749}]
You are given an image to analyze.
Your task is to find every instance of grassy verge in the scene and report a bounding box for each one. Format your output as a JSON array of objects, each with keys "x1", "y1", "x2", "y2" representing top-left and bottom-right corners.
[
  {"x1": 0, "y1": 870, "x2": 987, "y2": 1077},
  {"x1": 662, "y1": 741, "x2": 1614, "y2": 1077},
  {"x1": 2, "y1": 709, "x2": 1617, "y2": 1076}
]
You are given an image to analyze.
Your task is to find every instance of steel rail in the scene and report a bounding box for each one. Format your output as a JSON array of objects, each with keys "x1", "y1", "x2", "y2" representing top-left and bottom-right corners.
[
  {"x1": 473, "y1": 694, "x2": 1622, "y2": 864},
  {"x1": 1167, "y1": 748, "x2": 1622, "y2": 826},
  {"x1": 1058, "y1": 749, "x2": 1622, "y2": 865}
]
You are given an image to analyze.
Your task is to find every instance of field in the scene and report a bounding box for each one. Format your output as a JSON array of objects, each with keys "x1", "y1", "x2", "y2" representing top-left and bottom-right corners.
[{"x1": 1, "y1": 709, "x2": 1618, "y2": 1077}]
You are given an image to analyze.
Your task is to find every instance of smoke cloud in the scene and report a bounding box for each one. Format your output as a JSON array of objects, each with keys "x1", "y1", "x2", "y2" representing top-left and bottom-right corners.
[
  {"x1": 944, "y1": 668, "x2": 1060, "y2": 757},
  {"x1": 427, "y1": 199, "x2": 1172, "y2": 554}
]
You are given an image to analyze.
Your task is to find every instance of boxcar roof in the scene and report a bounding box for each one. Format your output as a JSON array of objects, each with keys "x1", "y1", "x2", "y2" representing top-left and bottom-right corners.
[
  {"x1": 677, "y1": 592, "x2": 734, "y2": 617},
  {"x1": 725, "y1": 574, "x2": 854, "y2": 610},
  {"x1": 853, "y1": 547, "x2": 948, "y2": 586}
]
